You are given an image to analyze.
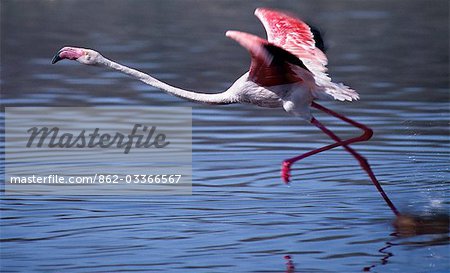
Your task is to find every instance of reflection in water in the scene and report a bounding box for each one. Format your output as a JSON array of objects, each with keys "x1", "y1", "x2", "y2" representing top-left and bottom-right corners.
[
  {"x1": 1, "y1": 0, "x2": 449, "y2": 273},
  {"x1": 363, "y1": 241, "x2": 394, "y2": 272},
  {"x1": 363, "y1": 212, "x2": 450, "y2": 271},
  {"x1": 364, "y1": 225, "x2": 450, "y2": 272},
  {"x1": 284, "y1": 255, "x2": 295, "y2": 273}
]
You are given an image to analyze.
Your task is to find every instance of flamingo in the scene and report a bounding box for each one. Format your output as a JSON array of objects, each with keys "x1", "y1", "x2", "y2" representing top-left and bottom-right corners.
[{"x1": 52, "y1": 8, "x2": 399, "y2": 216}]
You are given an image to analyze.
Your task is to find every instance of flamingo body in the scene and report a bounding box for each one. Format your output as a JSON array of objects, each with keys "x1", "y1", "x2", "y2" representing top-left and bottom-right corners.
[{"x1": 52, "y1": 8, "x2": 400, "y2": 215}]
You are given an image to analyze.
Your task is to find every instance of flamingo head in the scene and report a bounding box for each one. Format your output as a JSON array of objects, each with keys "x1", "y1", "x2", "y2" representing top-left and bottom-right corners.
[{"x1": 52, "y1": 47, "x2": 101, "y2": 65}]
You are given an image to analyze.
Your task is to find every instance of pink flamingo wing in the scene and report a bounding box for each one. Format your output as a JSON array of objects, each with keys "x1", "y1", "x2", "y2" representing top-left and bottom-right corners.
[
  {"x1": 255, "y1": 8, "x2": 328, "y2": 73},
  {"x1": 255, "y1": 8, "x2": 359, "y2": 101},
  {"x1": 226, "y1": 30, "x2": 303, "y2": 87}
]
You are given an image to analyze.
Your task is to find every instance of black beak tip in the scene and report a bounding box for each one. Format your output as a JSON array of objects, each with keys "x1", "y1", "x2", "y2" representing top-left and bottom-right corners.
[{"x1": 51, "y1": 53, "x2": 62, "y2": 64}]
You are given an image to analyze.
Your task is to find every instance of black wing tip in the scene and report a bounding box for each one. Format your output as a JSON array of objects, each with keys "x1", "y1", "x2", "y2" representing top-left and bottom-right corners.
[
  {"x1": 308, "y1": 24, "x2": 326, "y2": 53},
  {"x1": 263, "y1": 44, "x2": 311, "y2": 72}
]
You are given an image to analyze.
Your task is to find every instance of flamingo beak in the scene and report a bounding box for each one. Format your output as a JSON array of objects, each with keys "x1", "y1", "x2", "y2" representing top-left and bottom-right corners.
[
  {"x1": 51, "y1": 51, "x2": 63, "y2": 64},
  {"x1": 51, "y1": 47, "x2": 85, "y2": 64}
]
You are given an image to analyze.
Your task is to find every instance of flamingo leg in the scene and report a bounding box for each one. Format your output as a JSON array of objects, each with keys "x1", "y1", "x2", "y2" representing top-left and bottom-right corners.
[
  {"x1": 282, "y1": 101, "x2": 400, "y2": 216},
  {"x1": 281, "y1": 102, "x2": 372, "y2": 182}
]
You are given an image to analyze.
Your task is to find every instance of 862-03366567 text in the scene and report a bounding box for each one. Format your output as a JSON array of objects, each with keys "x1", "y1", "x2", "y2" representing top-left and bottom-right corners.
[{"x1": 8, "y1": 174, "x2": 183, "y2": 184}]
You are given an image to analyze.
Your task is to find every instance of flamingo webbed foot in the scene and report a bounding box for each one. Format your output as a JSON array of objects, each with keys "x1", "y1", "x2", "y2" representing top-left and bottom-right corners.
[{"x1": 281, "y1": 161, "x2": 292, "y2": 184}]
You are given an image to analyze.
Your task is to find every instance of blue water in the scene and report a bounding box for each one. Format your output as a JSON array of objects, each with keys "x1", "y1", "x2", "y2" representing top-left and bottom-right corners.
[{"x1": 1, "y1": 1, "x2": 449, "y2": 272}]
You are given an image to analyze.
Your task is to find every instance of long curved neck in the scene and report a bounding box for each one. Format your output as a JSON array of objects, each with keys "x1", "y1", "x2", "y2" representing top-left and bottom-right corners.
[{"x1": 96, "y1": 56, "x2": 236, "y2": 105}]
